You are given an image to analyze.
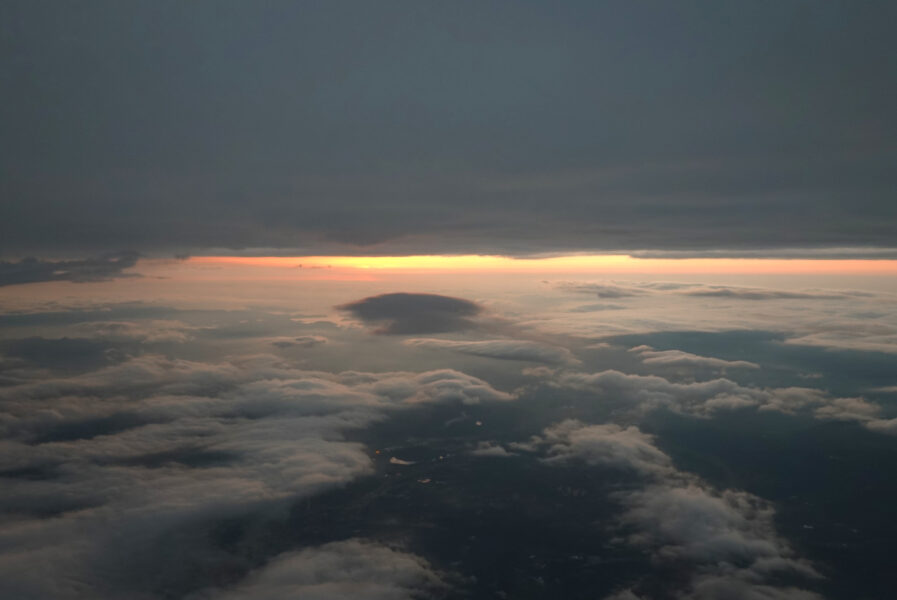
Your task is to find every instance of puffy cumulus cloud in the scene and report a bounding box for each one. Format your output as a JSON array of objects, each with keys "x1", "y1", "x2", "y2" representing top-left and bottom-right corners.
[
  {"x1": 534, "y1": 420, "x2": 673, "y2": 476},
  {"x1": 553, "y1": 370, "x2": 776, "y2": 417},
  {"x1": 350, "y1": 369, "x2": 514, "y2": 406},
  {"x1": 0, "y1": 252, "x2": 140, "y2": 287},
  {"x1": 864, "y1": 418, "x2": 897, "y2": 435},
  {"x1": 551, "y1": 369, "x2": 897, "y2": 434},
  {"x1": 337, "y1": 293, "x2": 482, "y2": 335},
  {"x1": 629, "y1": 345, "x2": 759, "y2": 370},
  {"x1": 617, "y1": 485, "x2": 813, "y2": 569},
  {"x1": 525, "y1": 420, "x2": 821, "y2": 600},
  {"x1": 0, "y1": 354, "x2": 510, "y2": 598},
  {"x1": 811, "y1": 396, "x2": 882, "y2": 422},
  {"x1": 404, "y1": 338, "x2": 578, "y2": 365},
  {"x1": 198, "y1": 539, "x2": 445, "y2": 600},
  {"x1": 469, "y1": 442, "x2": 514, "y2": 458}
]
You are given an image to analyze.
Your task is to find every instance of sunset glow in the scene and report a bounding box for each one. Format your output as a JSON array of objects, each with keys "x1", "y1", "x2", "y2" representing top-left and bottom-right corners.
[{"x1": 190, "y1": 254, "x2": 897, "y2": 274}]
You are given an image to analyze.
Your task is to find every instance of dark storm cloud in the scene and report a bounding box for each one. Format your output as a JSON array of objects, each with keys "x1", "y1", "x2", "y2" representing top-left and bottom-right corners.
[
  {"x1": 337, "y1": 293, "x2": 482, "y2": 335},
  {"x1": 0, "y1": 252, "x2": 139, "y2": 286},
  {"x1": 2, "y1": 1, "x2": 896, "y2": 256}
]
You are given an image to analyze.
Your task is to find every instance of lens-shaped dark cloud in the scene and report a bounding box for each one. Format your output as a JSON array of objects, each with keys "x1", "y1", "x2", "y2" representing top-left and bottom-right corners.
[{"x1": 337, "y1": 293, "x2": 482, "y2": 335}]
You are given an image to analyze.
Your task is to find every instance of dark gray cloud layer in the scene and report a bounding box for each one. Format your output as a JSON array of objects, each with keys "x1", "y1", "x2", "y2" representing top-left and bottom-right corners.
[
  {"x1": 0, "y1": 252, "x2": 139, "y2": 286},
  {"x1": 2, "y1": 1, "x2": 896, "y2": 256}
]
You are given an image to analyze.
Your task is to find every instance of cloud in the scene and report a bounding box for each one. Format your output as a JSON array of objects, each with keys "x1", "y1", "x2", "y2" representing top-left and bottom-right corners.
[
  {"x1": 353, "y1": 369, "x2": 514, "y2": 405},
  {"x1": 404, "y1": 338, "x2": 578, "y2": 365},
  {"x1": 547, "y1": 280, "x2": 897, "y2": 354},
  {"x1": 616, "y1": 485, "x2": 823, "y2": 600},
  {"x1": 0, "y1": 336, "x2": 119, "y2": 371},
  {"x1": 550, "y1": 369, "x2": 897, "y2": 434},
  {"x1": 864, "y1": 418, "x2": 897, "y2": 435},
  {"x1": 631, "y1": 247, "x2": 897, "y2": 260},
  {"x1": 528, "y1": 420, "x2": 822, "y2": 600},
  {"x1": 869, "y1": 385, "x2": 897, "y2": 394},
  {"x1": 553, "y1": 370, "x2": 777, "y2": 417},
  {"x1": 557, "y1": 281, "x2": 857, "y2": 302},
  {"x1": 535, "y1": 420, "x2": 673, "y2": 476},
  {"x1": 568, "y1": 303, "x2": 626, "y2": 312},
  {"x1": 200, "y1": 539, "x2": 445, "y2": 600},
  {"x1": 0, "y1": 353, "x2": 511, "y2": 598},
  {"x1": 68, "y1": 319, "x2": 200, "y2": 343},
  {"x1": 269, "y1": 335, "x2": 328, "y2": 349},
  {"x1": 3, "y1": 3, "x2": 897, "y2": 256},
  {"x1": 337, "y1": 293, "x2": 483, "y2": 335},
  {"x1": 0, "y1": 252, "x2": 140, "y2": 287},
  {"x1": 677, "y1": 577, "x2": 824, "y2": 600},
  {"x1": 469, "y1": 442, "x2": 514, "y2": 457},
  {"x1": 629, "y1": 345, "x2": 760, "y2": 370},
  {"x1": 780, "y1": 320, "x2": 897, "y2": 354},
  {"x1": 555, "y1": 282, "x2": 649, "y2": 298},
  {"x1": 680, "y1": 287, "x2": 846, "y2": 301}
]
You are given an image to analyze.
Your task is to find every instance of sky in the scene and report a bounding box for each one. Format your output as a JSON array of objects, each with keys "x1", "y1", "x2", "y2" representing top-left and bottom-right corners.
[
  {"x1": 2, "y1": 0, "x2": 897, "y2": 257},
  {"x1": 3, "y1": 3, "x2": 897, "y2": 600}
]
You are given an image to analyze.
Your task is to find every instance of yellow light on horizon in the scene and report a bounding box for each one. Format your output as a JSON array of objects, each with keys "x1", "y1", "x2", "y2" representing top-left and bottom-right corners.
[{"x1": 188, "y1": 254, "x2": 897, "y2": 275}]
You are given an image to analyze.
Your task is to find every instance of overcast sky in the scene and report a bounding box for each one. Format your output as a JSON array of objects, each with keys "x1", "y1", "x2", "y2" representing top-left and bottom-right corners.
[{"x1": 2, "y1": 1, "x2": 895, "y2": 257}]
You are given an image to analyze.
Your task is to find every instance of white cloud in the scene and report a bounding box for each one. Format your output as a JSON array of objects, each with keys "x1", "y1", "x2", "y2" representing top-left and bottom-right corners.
[
  {"x1": 551, "y1": 369, "x2": 897, "y2": 434},
  {"x1": 0, "y1": 354, "x2": 512, "y2": 599},
  {"x1": 548, "y1": 279, "x2": 897, "y2": 354},
  {"x1": 470, "y1": 442, "x2": 514, "y2": 457},
  {"x1": 529, "y1": 420, "x2": 822, "y2": 600},
  {"x1": 202, "y1": 539, "x2": 445, "y2": 600},
  {"x1": 536, "y1": 420, "x2": 673, "y2": 476},
  {"x1": 629, "y1": 345, "x2": 759, "y2": 370}
]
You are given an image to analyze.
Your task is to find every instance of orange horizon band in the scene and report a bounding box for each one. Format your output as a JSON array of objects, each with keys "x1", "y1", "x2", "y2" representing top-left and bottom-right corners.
[{"x1": 186, "y1": 255, "x2": 897, "y2": 275}]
